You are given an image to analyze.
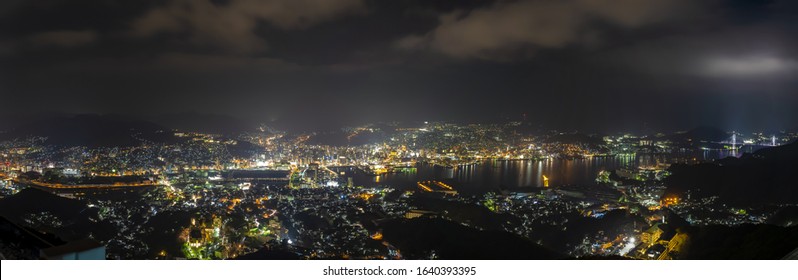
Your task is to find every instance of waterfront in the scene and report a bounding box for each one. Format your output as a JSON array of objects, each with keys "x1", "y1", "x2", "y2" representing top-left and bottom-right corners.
[
  {"x1": 341, "y1": 145, "x2": 771, "y2": 193},
  {"x1": 335, "y1": 157, "x2": 639, "y2": 193}
]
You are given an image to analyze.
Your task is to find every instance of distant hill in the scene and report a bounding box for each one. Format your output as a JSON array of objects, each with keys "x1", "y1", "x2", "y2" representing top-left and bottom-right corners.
[
  {"x1": 0, "y1": 114, "x2": 176, "y2": 147},
  {"x1": 766, "y1": 206, "x2": 798, "y2": 227},
  {"x1": 665, "y1": 140, "x2": 798, "y2": 205},
  {"x1": 545, "y1": 133, "x2": 604, "y2": 145},
  {"x1": 150, "y1": 112, "x2": 255, "y2": 136},
  {"x1": 305, "y1": 130, "x2": 388, "y2": 146},
  {"x1": 751, "y1": 140, "x2": 798, "y2": 161},
  {"x1": 668, "y1": 126, "x2": 729, "y2": 143}
]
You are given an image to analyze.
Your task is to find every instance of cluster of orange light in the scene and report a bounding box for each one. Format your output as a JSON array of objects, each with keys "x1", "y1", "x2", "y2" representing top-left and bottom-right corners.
[
  {"x1": 254, "y1": 196, "x2": 270, "y2": 205},
  {"x1": 373, "y1": 167, "x2": 389, "y2": 175},
  {"x1": 24, "y1": 180, "x2": 156, "y2": 189},
  {"x1": 433, "y1": 181, "x2": 453, "y2": 190},
  {"x1": 661, "y1": 196, "x2": 679, "y2": 206},
  {"x1": 417, "y1": 182, "x2": 433, "y2": 192}
]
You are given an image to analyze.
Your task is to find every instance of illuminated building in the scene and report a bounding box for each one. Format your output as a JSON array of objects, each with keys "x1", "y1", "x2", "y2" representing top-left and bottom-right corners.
[
  {"x1": 641, "y1": 224, "x2": 664, "y2": 246},
  {"x1": 661, "y1": 196, "x2": 679, "y2": 207},
  {"x1": 404, "y1": 209, "x2": 437, "y2": 219}
]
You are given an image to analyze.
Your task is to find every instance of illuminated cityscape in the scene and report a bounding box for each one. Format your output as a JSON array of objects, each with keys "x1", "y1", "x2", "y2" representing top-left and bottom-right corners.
[
  {"x1": 2, "y1": 121, "x2": 797, "y2": 259},
  {"x1": 2, "y1": 0, "x2": 798, "y2": 261}
]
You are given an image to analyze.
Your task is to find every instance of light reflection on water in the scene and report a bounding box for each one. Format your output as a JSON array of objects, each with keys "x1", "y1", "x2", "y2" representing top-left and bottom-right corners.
[
  {"x1": 337, "y1": 156, "x2": 642, "y2": 192},
  {"x1": 334, "y1": 146, "x2": 771, "y2": 193}
]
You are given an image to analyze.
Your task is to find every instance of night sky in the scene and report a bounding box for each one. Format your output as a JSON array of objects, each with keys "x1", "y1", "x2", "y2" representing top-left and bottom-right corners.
[{"x1": 1, "y1": 0, "x2": 796, "y2": 132}]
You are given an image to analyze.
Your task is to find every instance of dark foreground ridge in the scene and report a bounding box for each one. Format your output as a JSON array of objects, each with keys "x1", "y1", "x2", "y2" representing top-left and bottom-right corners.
[
  {"x1": 665, "y1": 140, "x2": 798, "y2": 205},
  {"x1": 380, "y1": 217, "x2": 563, "y2": 260}
]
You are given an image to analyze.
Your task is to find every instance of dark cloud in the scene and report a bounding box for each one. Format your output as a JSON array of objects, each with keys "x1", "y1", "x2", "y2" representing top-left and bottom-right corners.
[
  {"x1": 598, "y1": 10, "x2": 798, "y2": 84},
  {"x1": 27, "y1": 30, "x2": 98, "y2": 48},
  {"x1": 0, "y1": 40, "x2": 14, "y2": 56},
  {"x1": 155, "y1": 52, "x2": 301, "y2": 72},
  {"x1": 0, "y1": 0, "x2": 796, "y2": 132},
  {"x1": 396, "y1": 0, "x2": 708, "y2": 60},
  {"x1": 131, "y1": 0, "x2": 366, "y2": 53}
]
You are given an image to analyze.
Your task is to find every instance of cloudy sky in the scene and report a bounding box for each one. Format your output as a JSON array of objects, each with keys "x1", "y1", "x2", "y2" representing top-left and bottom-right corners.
[{"x1": 1, "y1": 0, "x2": 796, "y2": 132}]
